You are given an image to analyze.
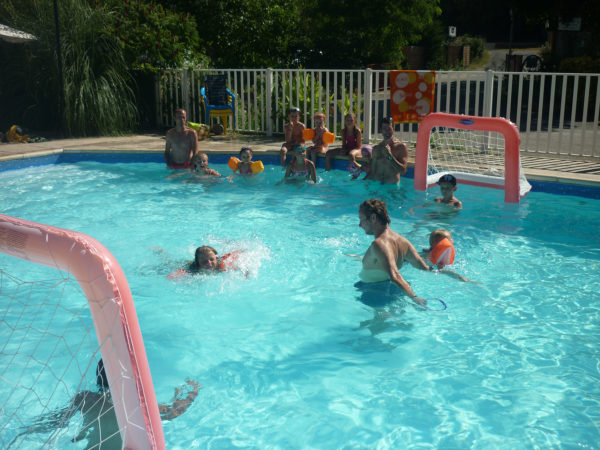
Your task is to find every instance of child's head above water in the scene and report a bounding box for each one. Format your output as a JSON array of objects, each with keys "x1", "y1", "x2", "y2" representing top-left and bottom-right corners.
[
  {"x1": 192, "y1": 153, "x2": 209, "y2": 171},
  {"x1": 239, "y1": 146, "x2": 253, "y2": 160},
  {"x1": 194, "y1": 245, "x2": 219, "y2": 270},
  {"x1": 429, "y1": 229, "x2": 453, "y2": 248}
]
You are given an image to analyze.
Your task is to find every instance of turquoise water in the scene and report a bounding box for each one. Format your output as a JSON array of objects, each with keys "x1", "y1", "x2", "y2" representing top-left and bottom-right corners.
[{"x1": 1, "y1": 161, "x2": 599, "y2": 448}]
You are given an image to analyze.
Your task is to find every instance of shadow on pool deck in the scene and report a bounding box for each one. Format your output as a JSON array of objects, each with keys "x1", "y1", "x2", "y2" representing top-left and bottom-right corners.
[{"x1": 1, "y1": 132, "x2": 599, "y2": 187}]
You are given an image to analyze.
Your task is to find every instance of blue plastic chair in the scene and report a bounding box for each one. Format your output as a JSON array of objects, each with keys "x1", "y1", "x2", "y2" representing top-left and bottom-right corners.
[{"x1": 200, "y1": 74, "x2": 236, "y2": 134}]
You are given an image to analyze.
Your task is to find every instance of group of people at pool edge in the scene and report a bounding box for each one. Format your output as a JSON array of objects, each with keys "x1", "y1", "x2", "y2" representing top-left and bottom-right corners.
[{"x1": 164, "y1": 107, "x2": 471, "y2": 306}]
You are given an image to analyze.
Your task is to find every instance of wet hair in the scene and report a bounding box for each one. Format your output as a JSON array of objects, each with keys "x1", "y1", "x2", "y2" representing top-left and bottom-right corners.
[
  {"x1": 288, "y1": 107, "x2": 300, "y2": 114},
  {"x1": 239, "y1": 146, "x2": 253, "y2": 156},
  {"x1": 429, "y1": 229, "x2": 452, "y2": 247},
  {"x1": 437, "y1": 173, "x2": 457, "y2": 186},
  {"x1": 194, "y1": 246, "x2": 218, "y2": 266},
  {"x1": 174, "y1": 108, "x2": 186, "y2": 116},
  {"x1": 359, "y1": 198, "x2": 390, "y2": 225},
  {"x1": 96, "y1": 359, "x2": 109, "y2": 391},
  {"x1": 380, "y1": 116, "x2": 394, "y2": 127}
]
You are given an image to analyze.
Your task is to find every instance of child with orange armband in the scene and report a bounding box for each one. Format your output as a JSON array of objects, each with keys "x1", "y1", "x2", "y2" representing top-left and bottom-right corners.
[
  {"x1": 305, "y1": 113, "x2": 330, "y2": 166},
  {"x1": 421, "y1": 229, "x2": 479, "y2": 283},
  {"x1": 228, "y1": 146, "x2": 264, "y2": 177}
]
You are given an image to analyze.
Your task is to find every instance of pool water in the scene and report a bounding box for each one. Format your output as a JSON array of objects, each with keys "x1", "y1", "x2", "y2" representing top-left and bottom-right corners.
[{"x1": 1, "y1": 160, "x2": 599, "y2": 448}]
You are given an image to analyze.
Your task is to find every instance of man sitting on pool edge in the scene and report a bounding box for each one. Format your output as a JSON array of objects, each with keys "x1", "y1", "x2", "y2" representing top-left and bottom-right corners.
[
  {"x1": 164, "y1": 108, "x2": 198, "y2": 169},
  {"x1": 358, "y1": 198, "x2": 430, "y2": 306}
]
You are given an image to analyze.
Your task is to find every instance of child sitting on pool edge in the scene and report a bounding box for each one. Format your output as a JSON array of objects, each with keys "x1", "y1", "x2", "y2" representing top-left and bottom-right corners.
[
  {"x1": 435, "y1": 174, "x2": 462, "y2": 209},
  {"x1": 280, "y1": 107, "x2": 306, "y2": 166},
  {"x1": 306, "y1": 113, "x2": 330, "y2": 166}
]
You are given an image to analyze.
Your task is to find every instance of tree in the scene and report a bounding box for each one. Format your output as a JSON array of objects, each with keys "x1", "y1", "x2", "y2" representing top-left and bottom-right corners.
[
  {"x1": 99, "y1": 0, "x2": 208, "y2": 71},
  {"x1": 0, "y1": 0, "x2": 137, "y2": 136},
  {"x1": 158, "y1": 0, "x2": 441, "y2": 68}
]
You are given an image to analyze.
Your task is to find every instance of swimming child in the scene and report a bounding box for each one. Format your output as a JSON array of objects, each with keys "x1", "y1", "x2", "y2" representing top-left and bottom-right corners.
[
  {"x1": 422, "y1": 229, "x2": 455, "y2": 269},
  {"x1": 284, "y1": 144, "x2": 317, "y2": 183},
  {"x1": 435, "y1": 174, "x2": 462, "y2": 209},
  {"x1": 229, "y1": 146, "x2": 263, "y2": 176},
  {"x1": 280, "y1": 107, "x2": 306, "y2": 166},
  {"x1": 167, "y1": 152, "x2": 221, "y2": 180},
  {"x1": 306, "y1": 113, "x2": 329, "y2": 166},
  {"x1": 325, "y1": 113, "x2": 362, "y2": 171},
  {"x1": 189, "y1": 246, "x2": 242, "y2": 272},
  {"x1": 348, "y1": 145, "x2": 373, "y2": 180},
  {"x1": 421, "y1": 229, "x2": 478, "y2": 282}
]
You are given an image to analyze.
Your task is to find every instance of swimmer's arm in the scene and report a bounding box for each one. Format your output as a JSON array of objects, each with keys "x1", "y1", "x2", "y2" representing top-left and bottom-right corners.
[
  {"x1": 284, "y1": 163, "x2": 293, "y2": 178},
  {"x1": 309, "y1": 161, "x2": 317, "y2": 183},
  {"x1": 190, "y1": 129, "x2": 198, "y2": 158},
  {"x1": 388, "y1": 142, "x2": 408, "y2": 174},
  {"x1": 284, "y1": 122, "x2": 293, "y2": 143},
  {"x1": 405, "y1": 242, "x2": 431, "y2": 272},
  {"x1": 437, "y1": 268, "x2": 480, "y2": 283},
  {"x1": 159, "y1": 379, "x2": 200, "y2": 420},
  {"x1": 164, "y1": 134, "x2": 172, "y2": 166}
]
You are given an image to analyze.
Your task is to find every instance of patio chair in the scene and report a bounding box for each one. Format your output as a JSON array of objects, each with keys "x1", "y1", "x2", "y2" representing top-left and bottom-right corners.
[{"x1": 200, "y1": 74, "x2": 236, "y2": 134}]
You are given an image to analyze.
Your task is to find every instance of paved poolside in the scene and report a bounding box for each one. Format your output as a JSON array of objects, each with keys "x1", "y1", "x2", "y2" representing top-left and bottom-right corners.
[{"x1": 1, "y1": 132, "x2": 599, "y2": 187}]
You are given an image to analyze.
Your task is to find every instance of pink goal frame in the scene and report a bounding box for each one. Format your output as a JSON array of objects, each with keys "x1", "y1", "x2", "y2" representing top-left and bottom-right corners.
[
  {"x1": 414, "y1": 112, "x2": 522, "y2": 203},
  {"x1": 0, "y1": 214, "x2": 165, "y2": 450}
]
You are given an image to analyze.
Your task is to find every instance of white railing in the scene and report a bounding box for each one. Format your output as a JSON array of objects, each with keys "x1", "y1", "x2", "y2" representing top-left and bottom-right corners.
[{"x1": 156, "y1": 69, "x2": 600, "y2": 160}]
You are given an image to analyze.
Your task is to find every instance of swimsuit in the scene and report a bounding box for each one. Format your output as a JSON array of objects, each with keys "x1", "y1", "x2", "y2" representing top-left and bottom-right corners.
[
  {"x1": 343, "y1": 128, "x2": 359, "y2": 151},
  {"x1": 169, "y1": 160, "x2": 191, "y2": 169},
  {"x1": 290, "y1": 159, "x2": 309, "y2": 178},
  {"x1": 354, "y1": 280, "x2": 405, "y2": 308},
  {"x1": 240, "y1": 164, "x2": 253, "y2": 175}
]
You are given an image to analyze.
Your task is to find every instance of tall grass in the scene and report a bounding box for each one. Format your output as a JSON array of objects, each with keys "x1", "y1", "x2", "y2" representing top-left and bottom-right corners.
[{"x1": 0, "y1": 0, "x2": 137, "y2": 136}]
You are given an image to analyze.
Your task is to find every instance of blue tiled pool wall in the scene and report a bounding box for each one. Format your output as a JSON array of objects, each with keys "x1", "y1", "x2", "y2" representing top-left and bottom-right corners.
[{"x1": 1, "y1": 152, "x2": 598, "y2": 199}]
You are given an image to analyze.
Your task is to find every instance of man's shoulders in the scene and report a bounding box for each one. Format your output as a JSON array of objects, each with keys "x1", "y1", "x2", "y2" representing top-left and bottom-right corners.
[{"x1": 390, "y1": 138, "x2": 407, "y2": 149}]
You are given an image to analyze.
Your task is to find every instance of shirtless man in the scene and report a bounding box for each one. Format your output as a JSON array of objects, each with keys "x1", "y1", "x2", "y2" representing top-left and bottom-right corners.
[
  {"x1": 164, "y1": 108, "x2": 198, "y2": 169},
  {"x1": 364, "y1": 117, "x2": 408, "y2": 184},
  {"x1": 358, "y1": 198, "x2": 430, "y2": 306},
  {"x1": 280, "y1": 107, "x2": 306, "y2": 166}
]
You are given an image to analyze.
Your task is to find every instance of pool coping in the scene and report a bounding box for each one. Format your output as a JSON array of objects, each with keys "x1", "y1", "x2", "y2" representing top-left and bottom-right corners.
[{"x1": 1, "y1": 139, "x2": 600, "y2": 199}]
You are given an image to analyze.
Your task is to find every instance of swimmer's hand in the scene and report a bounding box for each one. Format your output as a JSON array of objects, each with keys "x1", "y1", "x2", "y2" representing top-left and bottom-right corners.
[{"x1": 411, "y1": 296, "x2": 427, "y2": 307}]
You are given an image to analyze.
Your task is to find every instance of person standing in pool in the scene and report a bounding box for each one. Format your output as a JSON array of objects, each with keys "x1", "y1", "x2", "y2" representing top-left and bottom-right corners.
[
  {"x1": 364, "y1": 117, "x2": 408, "y2": 184},
  {"x1": 358, "y1": 198, "x2": 430, "y2": 306},
  {"x1": 165, "y1": 108, "x2": 198, "y2": 169}
]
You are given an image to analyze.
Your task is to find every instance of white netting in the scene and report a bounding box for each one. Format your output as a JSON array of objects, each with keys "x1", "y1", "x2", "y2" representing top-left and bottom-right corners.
[
  {"x1": 428, "y1": 127, "x2": 506, "y2": 178},
  {"x1": 0, "y1": 264, "x2": 129, "y2": 449},
  {"x1": 425, "y1": 126, "x2": 531, "y2": 197}
]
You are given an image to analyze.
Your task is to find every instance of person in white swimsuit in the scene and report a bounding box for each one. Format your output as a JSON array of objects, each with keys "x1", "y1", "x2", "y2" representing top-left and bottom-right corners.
[{"x1": 358, "y1": 198, "x2": 431, "y2": 306}]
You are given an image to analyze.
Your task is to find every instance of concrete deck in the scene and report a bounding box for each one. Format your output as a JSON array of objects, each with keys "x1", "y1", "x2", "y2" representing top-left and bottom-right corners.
[{"x1": 1, "y1": 133, "x2": 599, "y2": 187}]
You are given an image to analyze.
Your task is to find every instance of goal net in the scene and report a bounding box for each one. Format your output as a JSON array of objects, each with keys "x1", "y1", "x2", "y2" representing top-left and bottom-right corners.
[
  {"x1": 414, "y1": 113, "x2": 531, "y2": 203},
  {"x1": 0, "y1": 214, "x2": 164, "y2": 449}
]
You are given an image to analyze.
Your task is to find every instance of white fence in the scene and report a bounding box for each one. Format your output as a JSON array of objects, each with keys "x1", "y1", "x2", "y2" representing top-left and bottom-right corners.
[{"x1": 156, "y1": 69, "x2": 600, "y2": 160}]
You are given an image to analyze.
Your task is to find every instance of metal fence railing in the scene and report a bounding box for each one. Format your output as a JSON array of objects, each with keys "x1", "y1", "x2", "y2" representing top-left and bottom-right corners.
[{"x1": 156, "y1": 69, "x2": 600, "y2": 160}]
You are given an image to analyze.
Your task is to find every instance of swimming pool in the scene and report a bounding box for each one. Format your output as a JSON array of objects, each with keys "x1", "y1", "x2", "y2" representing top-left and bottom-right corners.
[{"x1": 1, "y1": 155, "x2": 599, "y2": 448}]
